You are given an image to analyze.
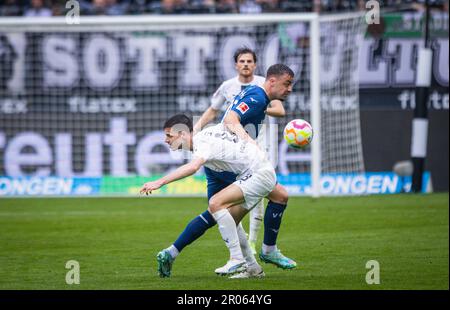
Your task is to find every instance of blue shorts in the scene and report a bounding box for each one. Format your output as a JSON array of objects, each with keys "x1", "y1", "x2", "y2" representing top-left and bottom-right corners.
[{"x1": 204, "y1": 167, "x2": 238, "y2": 200}]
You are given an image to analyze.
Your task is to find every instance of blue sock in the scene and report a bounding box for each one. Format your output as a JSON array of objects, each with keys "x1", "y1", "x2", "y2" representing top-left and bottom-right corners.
[
  {"x1": 173, "y1": 210, "x2": 216, "y2": 252},
  {"x1": 263, "y1": 201, "x2": 287, "y2": 246}
]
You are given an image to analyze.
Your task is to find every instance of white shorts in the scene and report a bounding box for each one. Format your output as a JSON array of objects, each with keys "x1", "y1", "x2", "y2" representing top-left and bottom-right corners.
[{"x1": 234, "y1": 163, "x2": 277, "y2": 211}]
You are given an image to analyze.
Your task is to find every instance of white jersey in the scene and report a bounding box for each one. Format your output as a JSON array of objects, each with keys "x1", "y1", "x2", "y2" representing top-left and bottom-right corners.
[
  {"x1": 210, "y1": 75, "x2": 266, "y2": 110},
  {"x1": 193, "y1": 124, "x2": 269, "y2": 177}
]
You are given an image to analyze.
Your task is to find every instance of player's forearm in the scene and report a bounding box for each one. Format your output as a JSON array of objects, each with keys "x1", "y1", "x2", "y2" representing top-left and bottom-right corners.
[
  {"x1": 266, "y1": 99, "x2": 285, "y2": 117},
  {"x1": 194, "y1": 107, "x2": 219, "y2": 132},
  {"x1": 160, "y1": 162, "x2": 199, "y2": 186},
  {"x1": 223, "y1": 112, "x2": 254, "y2": 143},
  {"x1": 266, "y1": 107, "x2": 284, "y2": 117}
]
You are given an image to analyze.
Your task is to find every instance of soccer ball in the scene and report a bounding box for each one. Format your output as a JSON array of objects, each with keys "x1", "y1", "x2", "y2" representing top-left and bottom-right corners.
[{"x1": 283, "y1": 119, "x2": 313, "y2": 149}]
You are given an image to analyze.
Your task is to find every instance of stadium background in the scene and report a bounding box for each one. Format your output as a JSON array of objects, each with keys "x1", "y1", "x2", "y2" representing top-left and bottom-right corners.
[
  {"x1": 0, "y1": 0, "x2": 448, "y2": 292},
  {"x1": 0, "y1": 2, "x2": 448, "y2": 196}
]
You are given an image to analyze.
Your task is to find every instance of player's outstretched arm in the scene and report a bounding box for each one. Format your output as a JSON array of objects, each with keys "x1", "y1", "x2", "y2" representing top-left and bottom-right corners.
[
  {"x1": 266, "y1": 99, "x2": 285, "y2": 117},
  {"x1": 140, "y1": 157, "x2": 205, "y2": 195},
  {"x1": 193, "y1": 107, "x2": 220, "y2": 135}
]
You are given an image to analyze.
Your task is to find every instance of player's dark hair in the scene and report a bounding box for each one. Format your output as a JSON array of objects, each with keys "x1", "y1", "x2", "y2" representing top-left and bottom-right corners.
[
  {"x1": 163, "y1": 114, "x2": 193, "y2": 133},
  {"x1": 266, "y1": 64, "x2": 294, "y2": 79},
  {"x1": 233, "y1": 47, "x2": 257, "y2": 63}
]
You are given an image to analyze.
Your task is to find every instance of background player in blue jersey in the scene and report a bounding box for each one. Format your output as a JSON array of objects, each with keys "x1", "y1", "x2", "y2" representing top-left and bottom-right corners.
[
  {"x1": 153, "y1": 64, "x2": 296, "y2": 278},
  {"x1": 194, "y1": 47, "x2": 286, "y2": 255}
]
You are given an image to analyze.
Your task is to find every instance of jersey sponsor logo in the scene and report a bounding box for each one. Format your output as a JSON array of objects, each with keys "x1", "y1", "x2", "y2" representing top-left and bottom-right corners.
[
  {"x1": 250, "y1": 97, "x2": 257, "y2": 103},
  {"x1": 237, "y1": 102, "x2": 249, "y2": 114}
]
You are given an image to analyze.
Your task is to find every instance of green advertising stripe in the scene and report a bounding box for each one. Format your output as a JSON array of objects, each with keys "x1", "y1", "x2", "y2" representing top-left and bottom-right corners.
[
  {"x1": 366, "y1": 13, "x2": 449, "y2": 38},
  {"x1": 101, "y1": 176, "x2": 207, "y2": 196}
]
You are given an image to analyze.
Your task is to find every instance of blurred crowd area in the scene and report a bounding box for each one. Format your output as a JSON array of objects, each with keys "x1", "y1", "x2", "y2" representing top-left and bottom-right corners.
[{"x1": 0, "y1": 0, "x2": 448, "y2": 17}]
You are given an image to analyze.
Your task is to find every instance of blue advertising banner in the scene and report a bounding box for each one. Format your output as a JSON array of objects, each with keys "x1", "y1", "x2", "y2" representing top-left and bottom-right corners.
[
  {"x1": 0, "y1": 177, "x2": 101, "y2": 196},
  {"x1": 0, "y1": 173, "x2": 430, "y2": 197},
  {"x1": 279, "y1": 172, "x2": 431, "y2": 195}
]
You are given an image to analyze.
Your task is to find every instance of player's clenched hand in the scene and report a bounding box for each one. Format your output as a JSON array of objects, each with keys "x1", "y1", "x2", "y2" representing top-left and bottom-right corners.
[{"x1": 140, "y1": 180, "x2": 163, "y2": 195}]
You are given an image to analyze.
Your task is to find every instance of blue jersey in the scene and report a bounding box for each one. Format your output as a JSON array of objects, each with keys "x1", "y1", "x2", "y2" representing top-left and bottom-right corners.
[
  {"x1": 206, "y1": 85, "x2": 271, "y2": 199},
  {"x1": 221, "y1": 84, "x2": 270, "y2": 139}
]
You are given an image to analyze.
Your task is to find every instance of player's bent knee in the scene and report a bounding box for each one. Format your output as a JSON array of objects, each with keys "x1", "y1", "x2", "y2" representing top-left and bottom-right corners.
[
  {"x1": 208, "y1": 196, "x2": 223, "y2": 213},
  {"x1": 279, "y1": 187, "x2": 289, "y2": 204},
  {"x1": 269, "y1": 184, "x2": 289, "y2": 205}
]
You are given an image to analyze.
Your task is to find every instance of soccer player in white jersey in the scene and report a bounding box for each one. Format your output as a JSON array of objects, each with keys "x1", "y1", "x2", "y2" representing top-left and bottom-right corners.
[
  {"x1": 140, "y1": 114, "x2": 275, "y2": 278},
  {"x1": 194, "y1": 47, "x2": 286, "y2": 255}
]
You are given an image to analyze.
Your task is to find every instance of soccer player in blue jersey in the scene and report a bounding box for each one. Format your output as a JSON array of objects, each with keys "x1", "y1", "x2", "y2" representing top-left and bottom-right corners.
[
  {"x1": 194, "y1": 47, "x2": 286, "y2": 255},
  {"x1": 221, "y1": 64, "x2": 296, "y2": 270},
  {"x1": 153, "y1": 64, "x2": 296, "y2": 278}
]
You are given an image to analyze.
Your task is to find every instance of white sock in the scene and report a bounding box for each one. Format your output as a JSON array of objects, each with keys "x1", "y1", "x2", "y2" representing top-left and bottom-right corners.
[
  {"x1": 249, "y1": 200, "x2": 264, "y2": 243},
  {"x1": 212, "y1": 209, "x2": 243, "y2": 261},
  {"x1": 166, "y1": 245, "x2": 179, "y2": 259},
  {"x1": 237, "y1": 222, "x2": 257, "y2": 267},
  {"x1": 262, "y1": 244, "x2": 277, "y2": 255}
]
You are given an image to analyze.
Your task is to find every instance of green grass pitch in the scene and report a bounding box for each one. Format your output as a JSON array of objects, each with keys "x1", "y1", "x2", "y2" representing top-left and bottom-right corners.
[{"x1": 0, "y1": 193, "x2": 448, "y2": 290}]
